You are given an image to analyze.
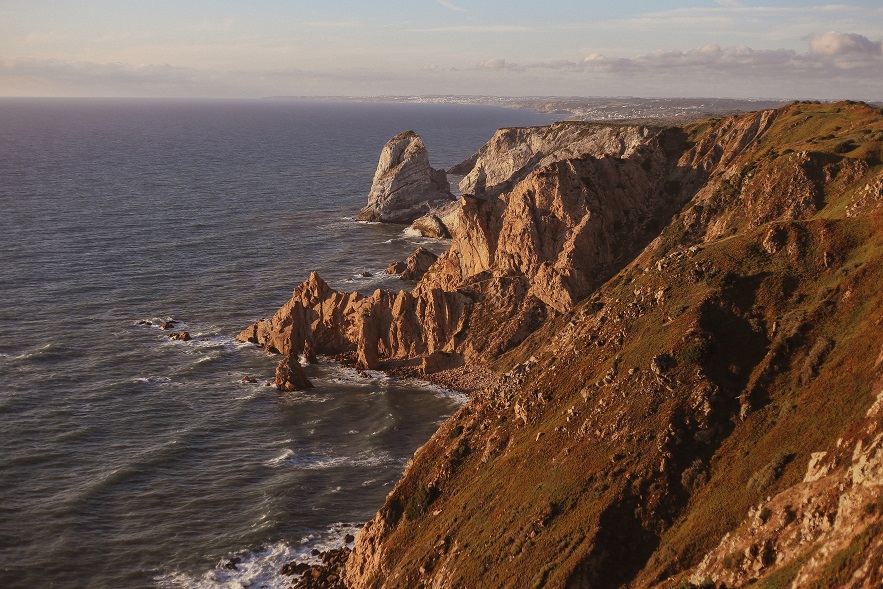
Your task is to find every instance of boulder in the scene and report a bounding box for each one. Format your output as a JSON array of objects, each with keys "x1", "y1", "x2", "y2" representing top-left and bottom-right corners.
[
  {"x1": 274, "y1": 353, "x2": 313, "y2": 391},
  {"x1": 409, "y1": 214, "x2": 449, "y2": 238},
  {"x1": 409, "y1": 199, "x2": 462, "y2": 238},
  {"x1": 357, "y1": 131, "x2": 454, "y2": 223}
]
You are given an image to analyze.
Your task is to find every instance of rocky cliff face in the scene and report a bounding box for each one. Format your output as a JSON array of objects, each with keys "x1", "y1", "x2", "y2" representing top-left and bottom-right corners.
[
  {"x1": 242, "y1": 101, "x2": 883, "y2": 588},
  {"x1": 449, "y1": 122, "x2": 658, "y2": 197},
  {"x1": 357, "y1": 130, "x2": 454, "y2": 223}
]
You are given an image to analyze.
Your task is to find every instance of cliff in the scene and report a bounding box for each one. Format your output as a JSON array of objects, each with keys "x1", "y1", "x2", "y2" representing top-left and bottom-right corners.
[{"x1": 241, "y1": 101, "x2": 883, "y2": 587}]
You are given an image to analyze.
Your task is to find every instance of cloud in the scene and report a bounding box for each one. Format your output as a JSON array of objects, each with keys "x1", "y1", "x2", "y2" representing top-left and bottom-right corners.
[
  {"x1": 437, "y1": 0, "x2": 466, "y2": 12},
  {"x1": 24, "y1": 31, "x2": 59, "y2": 45},
  {"x1": 480, "y1": 58, "x2": 508, "y2": 70},
  {"x1": 409, "y1": 24, "x2": 533, "y2": 33},
  {"x1": 573, "y1": 33, "x2": 881, "y2": 74},
  {"x1": 193, "y1": 17, "x2": 235, "y2": 32},
  {"x1": 807, "y1": 31, "x2": 882, "y2": 56}
]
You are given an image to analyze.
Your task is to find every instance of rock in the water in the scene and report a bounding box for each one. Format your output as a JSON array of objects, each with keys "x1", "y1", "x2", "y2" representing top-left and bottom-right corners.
[
  {"x1": 400, "y1": 247, "x2": 438, "y2": 281},
  {"x1": 159, "y1": 320, "x2": 176, "y2": 330},
  {"x1": 357, "y1": 131, "x2": 453, "y2": 223},
  {"x1": 274, "y1": 353, "x2": 313, "y2": 391},
  {"x1": 169, "y1": 331, "x2": 191, "y2": 341}
]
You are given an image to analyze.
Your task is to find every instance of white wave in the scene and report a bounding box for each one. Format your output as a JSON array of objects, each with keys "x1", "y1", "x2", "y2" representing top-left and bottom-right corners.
[
  {"x1": 133, "y1": 376, "x2": 173, "y2": 385},
  {"x1": 155, "y1": 524, "x2": 361, "y2": 589},
  {"x1": 193, "y1": 353, "x2": 220, "y2": 364},
  {"x1": 269, "y1": 450, "x2": 399, "y2": 470},
  {"x1": 264, "y1": 448, "x2": 294, "y2": 467},
  {"x1": 408, "y1": 379, "x2": 469, "y2": 405},
  {"x1": 402, "y1": 226, "x2": 422, "y2": 238}
]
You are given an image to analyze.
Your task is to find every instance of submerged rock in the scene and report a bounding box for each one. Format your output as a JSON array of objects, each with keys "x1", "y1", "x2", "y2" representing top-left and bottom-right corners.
[{"x1": 357, "y1": 131, "x2": 453, "y2": 223}]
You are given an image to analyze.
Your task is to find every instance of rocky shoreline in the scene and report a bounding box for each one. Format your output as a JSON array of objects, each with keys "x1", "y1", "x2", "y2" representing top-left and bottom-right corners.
[{"x1": 240, "y1": 102, "x2": 883, "y2": 588}]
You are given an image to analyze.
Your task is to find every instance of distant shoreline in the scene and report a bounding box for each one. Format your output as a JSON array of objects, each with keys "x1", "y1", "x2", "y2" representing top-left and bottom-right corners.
[{"x1": 263, "y1": 94, "x2": 798, "y2": 123}]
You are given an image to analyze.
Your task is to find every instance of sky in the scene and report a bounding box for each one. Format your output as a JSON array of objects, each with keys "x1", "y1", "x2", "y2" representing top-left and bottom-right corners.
[{"x1": 1, "y1": 0, "x2": 882, "y2": 100}]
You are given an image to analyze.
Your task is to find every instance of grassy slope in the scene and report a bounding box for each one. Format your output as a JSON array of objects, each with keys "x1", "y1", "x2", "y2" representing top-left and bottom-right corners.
[{"x1": 351, "y1": 101, "x2": 883, "y2": 588}]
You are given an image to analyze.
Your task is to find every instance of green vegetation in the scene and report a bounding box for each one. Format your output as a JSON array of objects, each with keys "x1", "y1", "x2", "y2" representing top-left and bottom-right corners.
[{"x1": 806, "y1": 524, "x2": 881, "y2": 589}]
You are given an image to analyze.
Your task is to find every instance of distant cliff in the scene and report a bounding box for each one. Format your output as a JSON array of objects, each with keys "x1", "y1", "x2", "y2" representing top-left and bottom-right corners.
[{"x1": 241, "y1": 101, "x2": 883, "y2": 588}]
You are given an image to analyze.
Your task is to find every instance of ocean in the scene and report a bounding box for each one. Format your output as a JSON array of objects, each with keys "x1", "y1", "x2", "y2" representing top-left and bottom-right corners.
[{"x1": 0, "y1": 98, "x2": 553, "y2": 588}]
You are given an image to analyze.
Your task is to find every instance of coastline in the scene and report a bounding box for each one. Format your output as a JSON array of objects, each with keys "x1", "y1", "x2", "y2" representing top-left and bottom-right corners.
[{"x1": 240, "y1": 101, "x2": 883, "y2": 588}]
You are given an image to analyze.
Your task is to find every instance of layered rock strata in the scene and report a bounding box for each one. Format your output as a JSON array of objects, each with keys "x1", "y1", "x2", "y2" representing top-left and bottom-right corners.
[{"x1": 357, "y1": 131, "x2": 453, "y2": 223}]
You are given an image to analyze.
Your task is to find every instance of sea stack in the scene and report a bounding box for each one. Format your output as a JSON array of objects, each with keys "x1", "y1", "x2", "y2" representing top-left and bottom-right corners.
[{"x1": 357, "y1": 130, "x2": 454, "y2": 223}]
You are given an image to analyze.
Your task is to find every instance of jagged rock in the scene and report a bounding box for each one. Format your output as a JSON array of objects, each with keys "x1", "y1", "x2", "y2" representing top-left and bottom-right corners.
[
  {"x1": 409, "y1": 199, "x2": 462, "y2": 238},
  {"x1": 357, "y1": 131, "x2": 454, "y2": 223},
  {"x1": 159, "y1": 320, "x2": 175, "y2": 330},
  {"x1": 169, "y1": 331, "x2": 191, "y2": 341},
  {"x1": 274, "y1": 353, "x2": 313, "y2": 391},
  {"x1": 400, "y1": 247, "x2": 438, "y2": 281},
  {"x1": 237, "y1": 272, "x2": 471, "y2": 371},
  {"x1": 384, "y1": 260, "x2": 407, "y2": 275}
]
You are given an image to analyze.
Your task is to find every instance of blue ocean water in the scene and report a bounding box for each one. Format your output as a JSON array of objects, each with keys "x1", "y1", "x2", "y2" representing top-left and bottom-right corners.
[{"x1": 0, "y1": 98, "x2": 552, "y2": 588}]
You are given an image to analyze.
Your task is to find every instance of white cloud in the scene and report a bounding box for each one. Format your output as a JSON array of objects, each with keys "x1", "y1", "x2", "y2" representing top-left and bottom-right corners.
[
  {"x1": 409, "y1": 24, "x2": 533, "y2": 33},
  {"x1": 193, "y1": 17, "x2": 235, "y2": 32},
  {"x1": 437, "y1": 0, "x2": 466, "y2": 12},
  {"x1": 480, "y1": 58, "x2": 507, "y2": 70},
  {"x1": 807, "y1": 31, "x2": 882, "y2": 56}
]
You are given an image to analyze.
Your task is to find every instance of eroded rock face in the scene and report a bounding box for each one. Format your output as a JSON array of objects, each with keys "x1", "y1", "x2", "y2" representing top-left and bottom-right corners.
[
  {"x1": 357, "y1": 131, "x2": 454, "y2": 223},
  {"x1": 687, "y1": 383, "x2": 883, "y2": 589},
  {"x1": 449, "y1": 122, "x2": 657, "y2": 197}
]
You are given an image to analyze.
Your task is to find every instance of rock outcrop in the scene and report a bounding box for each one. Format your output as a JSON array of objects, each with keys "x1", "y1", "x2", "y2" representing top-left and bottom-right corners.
[
  {"x1": 274, "y1": 352, "x2": 313, "y2": 391},
  {"x1": 357, "y1": 131, "x2": 454, "y2": 223},
  {"x1": 409, "y1": 199, "x2": 462, "y2": 238},
  {"x1": 384, "y1": 247, "x2": 440, "y2": 281},
  {"x1": 448, "y1": 122, "x2": 658, "y2": 197}
]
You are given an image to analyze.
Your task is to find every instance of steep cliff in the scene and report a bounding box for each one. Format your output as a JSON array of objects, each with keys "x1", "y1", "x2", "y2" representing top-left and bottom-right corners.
[{"x1": 241, "y1": 101, "x2": 883, "y2": 588}]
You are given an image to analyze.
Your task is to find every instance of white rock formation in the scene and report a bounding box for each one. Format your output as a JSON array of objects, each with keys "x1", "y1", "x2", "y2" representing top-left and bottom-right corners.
[{"x1": 357, "y1": 131, "x2": 453, "y2": 223}]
